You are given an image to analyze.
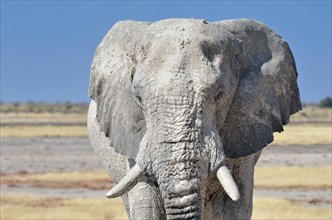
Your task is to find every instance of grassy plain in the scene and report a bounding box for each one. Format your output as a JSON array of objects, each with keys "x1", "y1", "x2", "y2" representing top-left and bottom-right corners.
[
  {"x1": 1, "y1": 194, "x2": 331, "y2": 220},
  {"x1": 1, "y1": 104, "x2": 331, "y2": 219},
  {"x1": 273, "y1": 124, "x2": 331, "y2": 145},
  {"x1": 1, "y1": 167, "x2": 329, "y2": 191},
  {"x1": 291, "y1": 105, "x2": 332, "y2": 122},
  {"x1": 0, "y1": 102, "x2": 88, "y2": 113},
  {"x1": 0, "y1": 125, "x2": 87, "y2": 138},
  {"x1": 1, "y1": 167, "x2": 331, "y2": 219},
  {"x1": 255, "y1": 166, "x2": 332, "y2": 189},
  {"x1": 1, "y1": 105, "x2": 331, "y2": 145},
  {"x1": 1, "y1": 123, "x2": 330, "y2": 145},
  {"x1": 252, "y1": 197, "x2": 332, "y2": 220},
  {"x1": 0, "y1": 112, "x2": 86, "y2": 124},
  {"x1": 2, "y1": 122, "x2": 330, "y2": 144},
  {"x1": 0, "y1": 194, "x2": 127, "y2": 220},
  {"x1": 1, "y1": 171, "x2": 110, "y2": 190}
]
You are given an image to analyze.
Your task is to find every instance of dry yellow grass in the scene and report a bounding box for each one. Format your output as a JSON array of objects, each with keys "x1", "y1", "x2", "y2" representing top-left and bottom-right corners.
[
  {"x1": 1, "y1": 122, "x2": 331, "y2": 146},
  {"x1": 4, "y1": 167, "x2": 330, "y2": 190},
  {"x1": 2, "y1": 123, "x2": 330, "y2": 145},
  {"x1": 0, "y1": 112, "x2": 86, "y2": 124},
  {"x1": 1, "y1": 171, "x2": 111, "y2": 190},
  {"x1": 1, "y1": 194, "x2": 330, "y2": 220},
  {"x1": 0, "y1": 194, "x2": 128, "y2": 220},
  {"x1": 0, "y1": 102, "x2": 88, "y2": 114},
  {"x1": 255, "y1": 166, "x2": 332, "y2": 189},
  {"x1": 18, "y1": 170, "x2": 108, "y2": 182},
  {"x1": 273, "y1": 124, "x2": 332, "y2": 145},
  {"x1": 252, "y1": 197, "x2": 332, "y2": 220},
  {"x1": 1, "y1": 105, "x2": 331, "y2": 142},
  {"x1": 0, "y1": 125, "x2": 88, "y2": 138},
  {"x1": 291, "y1": 105, "x2": 332, "y2": 122},
  {"x1": 1, "y1": 104, "x2": 330, "y2": 122}
]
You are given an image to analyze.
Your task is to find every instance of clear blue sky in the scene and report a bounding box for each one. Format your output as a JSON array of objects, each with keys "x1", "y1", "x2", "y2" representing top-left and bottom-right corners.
[{"x1": 1, "y1": 1, "x2": 331, "y2": 103}]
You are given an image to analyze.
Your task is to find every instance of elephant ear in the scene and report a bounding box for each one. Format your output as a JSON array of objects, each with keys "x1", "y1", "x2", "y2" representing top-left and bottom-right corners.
[
  {"x1": 215, "y1": 19, "x2": 302, "y2": 158},
  {"x1": 89, "y1": 21, "x2": 150, "y2": 159}
]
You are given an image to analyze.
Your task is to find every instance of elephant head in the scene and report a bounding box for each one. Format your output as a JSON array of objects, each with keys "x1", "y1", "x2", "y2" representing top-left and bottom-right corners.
[{"x1": 88, "y1": 18, "x2": 301, "y2": 219}]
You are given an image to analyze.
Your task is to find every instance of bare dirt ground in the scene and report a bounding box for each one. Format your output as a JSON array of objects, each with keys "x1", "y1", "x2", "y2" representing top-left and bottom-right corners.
[
  {"x1": 256, "y1": 144, "x2": 332, "y2": 167},
  {"x1": 0, "y1": 138, "x2": 101, "y2": 174},
  {"x1": 1, "y1": 137, "x2": 331, "y2": 208}
]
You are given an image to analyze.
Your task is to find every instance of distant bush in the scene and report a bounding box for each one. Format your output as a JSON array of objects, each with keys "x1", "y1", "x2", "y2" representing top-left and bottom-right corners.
[{"x1": 319, "y1": 97, "x2": 332, "y2": 108}]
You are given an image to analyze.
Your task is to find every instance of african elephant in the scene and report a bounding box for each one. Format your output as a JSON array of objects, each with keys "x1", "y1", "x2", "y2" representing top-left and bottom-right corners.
[{"x1": 87, "y1": 18, "x2": 301, "y2": 220}]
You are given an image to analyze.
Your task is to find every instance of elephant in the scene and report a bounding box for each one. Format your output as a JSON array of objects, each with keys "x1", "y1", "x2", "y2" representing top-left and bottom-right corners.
[{"x1": 87, "y1": 18, "x2": 301, "y2": 220}]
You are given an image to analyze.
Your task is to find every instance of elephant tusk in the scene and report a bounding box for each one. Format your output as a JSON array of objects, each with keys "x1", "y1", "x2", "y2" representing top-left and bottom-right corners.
[
  {"x1": 106, "y1": 164, "x2": 144, "y2": 198},
  {"x1": 217, "y1": 166, "x2": 240, "y2": 201}
]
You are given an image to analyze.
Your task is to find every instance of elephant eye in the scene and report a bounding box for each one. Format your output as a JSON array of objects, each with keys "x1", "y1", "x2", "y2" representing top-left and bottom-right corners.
[
  {"x1": 133, "y1": 89, "x2": 143, "y2": 106},
  {"x1": 215, "y1": 90, "x2": 223, "y2": 100},
  {"x1": 201, "y1": 41, "x2": 221, "y2": 63},
  {"x1": 137, "y1": 95, "x2": 142, "y2": 103}
]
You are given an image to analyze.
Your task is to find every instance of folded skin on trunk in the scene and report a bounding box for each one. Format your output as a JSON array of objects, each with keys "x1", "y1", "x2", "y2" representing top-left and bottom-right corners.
[{"x1": 151, "y1": 141, "x2": 208, "y2": 220}]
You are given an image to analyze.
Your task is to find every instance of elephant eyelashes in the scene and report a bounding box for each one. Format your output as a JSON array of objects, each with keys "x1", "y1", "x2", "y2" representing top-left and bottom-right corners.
[
  {"x1": 215, "y1": 90, "x2": 223, "y2": 100},
  {"x1": 201, "y1": 41, "x2": 222, "y2": 63},
  {"x1": 135, "y1": 95, "x2": 142, "y2": 104}
]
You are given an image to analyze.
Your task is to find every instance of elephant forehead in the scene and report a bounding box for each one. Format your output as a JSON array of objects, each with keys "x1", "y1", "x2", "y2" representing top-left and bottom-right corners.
[
  {"x1": 136, "y1": 19, "x2": 231, "y2": 52},
  {"x1": 144, "y1": 18, "x2": 227, "y2": 37},
  {"x1": 132, "y1": 19, "x2": 237, "y2": 101}
]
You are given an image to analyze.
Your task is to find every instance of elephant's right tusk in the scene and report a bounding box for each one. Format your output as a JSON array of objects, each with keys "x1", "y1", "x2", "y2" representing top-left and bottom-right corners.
[
  {"x1": 106, "y1": 164, "x2": 144, "y2": 198},
  {"x1": 217, "y1": 165, "x2": 240, "y2": 201}
]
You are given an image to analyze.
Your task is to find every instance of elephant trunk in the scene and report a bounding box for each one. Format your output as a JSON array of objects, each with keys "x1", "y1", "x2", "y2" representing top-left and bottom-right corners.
[
  {"x1": 104, "y1": 94, "x2": 239, "y2": 216},
  {"x1": 154, "y1": 142, "x2": 206, "y2": 220},
  {"x1": 163, "y1": 186, "x2": 203, "y2": 220}
]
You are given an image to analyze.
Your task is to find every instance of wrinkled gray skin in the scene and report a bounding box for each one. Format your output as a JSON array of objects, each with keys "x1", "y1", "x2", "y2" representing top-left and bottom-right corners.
[{"x1": 88, "y1": 18, "x2": 301, "y2": 220}]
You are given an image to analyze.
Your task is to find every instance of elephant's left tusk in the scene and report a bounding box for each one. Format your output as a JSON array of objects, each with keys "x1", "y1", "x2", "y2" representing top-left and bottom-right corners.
[
  {"x1": 106, "y1": 164, "x2": 144, "y2": 198},
  {"x1": 217, "y1": 165, "x2": 240, "y2": 201}
]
